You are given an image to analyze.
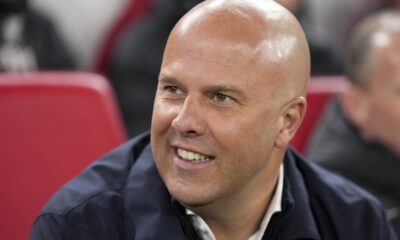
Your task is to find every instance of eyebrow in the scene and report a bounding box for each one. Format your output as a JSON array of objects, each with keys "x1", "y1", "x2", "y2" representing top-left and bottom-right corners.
[
  {"x1": 204, "y1": 85, "x2": 245, "y2": 98},
  {"x1": 158, "y1": 74, "x2": 182, "y2": 86},
  {"x1": 158, "y1": 74, "x2": 247, "y2": 100}
]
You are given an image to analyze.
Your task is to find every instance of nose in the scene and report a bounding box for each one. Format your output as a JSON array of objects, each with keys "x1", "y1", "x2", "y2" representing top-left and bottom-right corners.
[{"x1": 171, "y1": 97, "x2": 206, "y2": 137}]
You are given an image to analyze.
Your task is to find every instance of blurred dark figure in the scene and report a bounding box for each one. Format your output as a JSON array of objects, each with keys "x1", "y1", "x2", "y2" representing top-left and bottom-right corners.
[
  {"x1": 307, "y1": 10, "x2": 400, "y2": 236},
  {"x1": 379, "y1": 0, "x2": 400, "y2": 8},
  {"x1": 0, "y1": 0, "x2": 75, "y2": 71},
  {"x1": 107, "y1": 0, "x2": 202, "y2": 137},
  {"x1": 276, "y1": 0, "x2": 342, "y2": 75}
]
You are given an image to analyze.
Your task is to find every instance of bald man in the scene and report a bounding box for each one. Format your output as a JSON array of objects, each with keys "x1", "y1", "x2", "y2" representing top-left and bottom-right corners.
[{"x1": 30, "y1": 1, "x2": 397, "y2": 239}]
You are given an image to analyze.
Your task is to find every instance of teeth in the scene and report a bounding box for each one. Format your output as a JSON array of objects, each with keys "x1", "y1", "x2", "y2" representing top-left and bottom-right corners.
[{"x1": 177, "y1": 148, "x2": 212, "y2": 163}]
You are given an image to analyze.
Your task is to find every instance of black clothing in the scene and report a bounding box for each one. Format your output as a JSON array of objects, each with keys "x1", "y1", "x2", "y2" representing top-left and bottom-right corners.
[
  {"x1": 307, "y1": 97, "x2": 400, "y2": 236},
  {"x1": 30, "y1": 132, "x2": 397, "y2": 239}
]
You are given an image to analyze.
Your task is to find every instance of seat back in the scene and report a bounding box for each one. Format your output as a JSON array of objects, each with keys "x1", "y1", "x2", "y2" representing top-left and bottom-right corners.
[
  {"x1": 94, "y1": 0, "x2": 152, "y2": 73},
  {"x1": 291, "y1": 76, "x2": 348, "y2": 154},
  {"x1": 0, "y1": 72, "x2": 127, "y2": 239}
]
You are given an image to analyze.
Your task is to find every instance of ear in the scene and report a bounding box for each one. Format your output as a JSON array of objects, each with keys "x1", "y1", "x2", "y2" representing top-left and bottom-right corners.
[
  {"x1": 275, "y1": 96, "x2": 307, "y2": 149},
  {"x1": 340, "y1": 86, "x2": 368, "y2": 128}
]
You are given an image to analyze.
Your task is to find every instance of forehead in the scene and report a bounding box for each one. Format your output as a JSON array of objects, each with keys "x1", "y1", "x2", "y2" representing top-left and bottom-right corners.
[
  {"x1": 159, "y1": 0, "x2": 308, "y2": 99},
  {"x1": 160, "y1": 32, "x2": 286, "y2": 98}
]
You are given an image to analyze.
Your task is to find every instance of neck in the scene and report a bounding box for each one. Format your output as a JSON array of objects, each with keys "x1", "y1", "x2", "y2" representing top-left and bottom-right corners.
[
  {"x1": 187, "y1": 161, "x2": 281, "y2": 240},
  {"x1": 207, "y1": 194, "x2": 272, "y2": 240}
]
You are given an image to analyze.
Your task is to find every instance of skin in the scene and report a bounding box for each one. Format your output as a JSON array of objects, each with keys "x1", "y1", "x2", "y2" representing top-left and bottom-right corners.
[
  {"x1": 275, "y1": 0, "x2": 300, "y2": 13},
  {"x1": 150, "y1": 0, "x2": 310, "y2": 239},
  {"x1": 342, "y1": 32, "x2": 400, "y2": 156}
]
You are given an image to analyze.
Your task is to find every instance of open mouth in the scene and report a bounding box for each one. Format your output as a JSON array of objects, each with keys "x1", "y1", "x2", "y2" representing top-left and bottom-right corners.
[{"x1": 176, "y1": 147, "x2": 215, "y2": 163}]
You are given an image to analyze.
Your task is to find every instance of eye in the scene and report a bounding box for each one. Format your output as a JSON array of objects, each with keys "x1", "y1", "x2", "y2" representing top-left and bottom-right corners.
[
  {"x1": 161, "y1": 85, "x2": 185, "y2": 98},
  {"x1": 164, "y1": 85, "x2": 179, "y2": 93},
  {"x1": 211, "y1": 93, "x2": 234, "y2": 103},
  {"x1": 164, "y1": 85, "x2": 185, "y2": 94}
]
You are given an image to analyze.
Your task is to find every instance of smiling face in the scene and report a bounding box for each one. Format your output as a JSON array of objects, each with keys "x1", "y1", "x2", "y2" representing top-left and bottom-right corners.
[{"x1": 150, "y1": 0, "x2": 309, "y2": 209}]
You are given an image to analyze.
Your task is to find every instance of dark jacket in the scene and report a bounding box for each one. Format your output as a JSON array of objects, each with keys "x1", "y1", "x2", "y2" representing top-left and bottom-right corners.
[
  {"x1": 30, "y1": 133, "x2": 397, "y2": 240},
  {"x1": 307, "y1": 97, "x2": 400, "y2": 235}
]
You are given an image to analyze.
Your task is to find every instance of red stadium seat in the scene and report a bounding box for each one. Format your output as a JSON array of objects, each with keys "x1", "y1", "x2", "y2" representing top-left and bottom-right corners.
[
  {"x1": 291, "y1": 76, "x2": 348, "y2": 154},
  {"x1": 94, "y1": 0, "x2": 152, "y2": 73},
  {"x1": 0, "y1": 72, "x2": 127, "y2": 239}
]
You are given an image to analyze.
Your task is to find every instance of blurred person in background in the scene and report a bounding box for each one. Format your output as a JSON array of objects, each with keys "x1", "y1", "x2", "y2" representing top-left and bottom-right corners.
[
  {"x1": 0, "y1": 0, "x2": 75, "y2": 71},
  {"x1": 107, "y1": 0, "x2": 202, "y2": 137},
  {"x1": 306, "y1": 0, "x2": 399, "y2": 72},
  {"x1": 275, "y1": 0, "x2": 342, "y2": 75},
  {"x1": 307, "y1": 10, "x2": 400, "y2": 236}
]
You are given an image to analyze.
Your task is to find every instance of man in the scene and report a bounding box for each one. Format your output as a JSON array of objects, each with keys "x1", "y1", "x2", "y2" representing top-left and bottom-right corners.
[
  {"x1": 307, "y1": 10, "x2": 400, "y2": 236},
  {"x1": 30, "y1": 1, "x2": 397, "y2": 239}
]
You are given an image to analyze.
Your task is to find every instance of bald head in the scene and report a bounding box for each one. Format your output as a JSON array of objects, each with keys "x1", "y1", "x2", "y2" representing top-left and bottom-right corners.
[
  {"x1": 163, "y1": 0, "x2": 310, "y2": 99},
  {"x1": 346, "y1": 11, "x2": 400, "y2": 88}
]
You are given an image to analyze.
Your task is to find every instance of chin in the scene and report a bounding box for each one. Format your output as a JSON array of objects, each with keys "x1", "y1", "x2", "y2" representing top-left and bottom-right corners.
[{"x1": 167, "y1": 182, "x2": 214, "y2": 208}]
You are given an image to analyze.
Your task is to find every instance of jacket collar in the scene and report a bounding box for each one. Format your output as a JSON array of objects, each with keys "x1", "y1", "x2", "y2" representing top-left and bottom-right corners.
[
  {"x1": 124, "y1": 144, "x2": 188, "y2": 239},
  {"x1": 264, "y1": 148, "x2": 320, "y2": 239},
  {"x1": 123, "y1": 142, "x2": 320, "y2": 240}
]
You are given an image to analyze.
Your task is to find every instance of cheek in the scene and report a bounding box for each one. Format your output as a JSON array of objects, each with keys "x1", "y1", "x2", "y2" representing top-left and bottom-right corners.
[
  {"x1": 151, "y1": 100, "x2": 177, "y2": 179},
  {"x1": 367, "y1": 96, "x2": 400, "y2": 139},
  {"x1": 151, "y1": 99, "x2": 175, "y2": 133},
  {"x1": 213, "y1": 109, "x2": 278, "y2": 161},
  {"x1": 151, "y1": 99, "x2": 176, "y2": 161},
  {"x1": 213, "y1": 115, "x2": 278, "y2": 190},
  {"x1": 151, "y1": 103, "x2": 163, "y2": 132},
  {"x1": 383, "y1": 104, "x2": 400, "y2": 134}
]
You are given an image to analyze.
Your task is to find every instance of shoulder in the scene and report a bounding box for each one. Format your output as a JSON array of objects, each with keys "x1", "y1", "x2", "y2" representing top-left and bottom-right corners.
[
  {"x1": 299, "y1": 155, "x2": 381, "y2": 207},
  {"x1": 42, "y1": 132, "x2": 150, "y2": 214},
  {"x1": 31, "y1": 133, "x2": 151, "y2": 238},
  {"x1": 294, "y1": 147, "x2": 381, "y2": 207},
  {"x1": 289, "y1": 149, "x2": 397, "y2": 239},
  {"x1": 287, "y1": 148, "x2": 383, "y2": 214},
  {"x1": 306, "y1": 98, "x2": 363, "y2": 165}
]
